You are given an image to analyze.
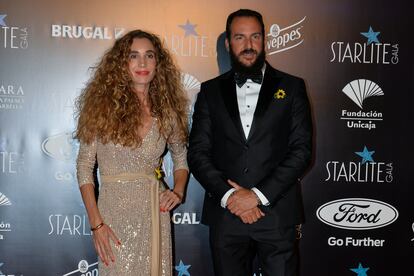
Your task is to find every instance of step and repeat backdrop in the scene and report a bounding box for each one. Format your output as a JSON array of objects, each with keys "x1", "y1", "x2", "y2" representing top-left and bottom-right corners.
[{"x1": 1, "y1": 0, "x2": 413, "y2": 275}]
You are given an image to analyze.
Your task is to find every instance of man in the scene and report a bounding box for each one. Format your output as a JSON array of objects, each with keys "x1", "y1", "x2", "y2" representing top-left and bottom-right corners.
[{"x1": 188, "y1": 9, "x2": 313, "y2": 276}]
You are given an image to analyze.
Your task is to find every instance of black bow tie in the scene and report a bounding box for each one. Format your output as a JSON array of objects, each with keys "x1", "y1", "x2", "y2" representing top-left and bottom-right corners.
[{"x1": 234, "y1": 71, "x2": 263, "y2": 88}]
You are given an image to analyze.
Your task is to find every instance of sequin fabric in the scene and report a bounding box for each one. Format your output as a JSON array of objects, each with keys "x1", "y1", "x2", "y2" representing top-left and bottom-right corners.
[{"x1": 76, "y1": 119, "x2": 188, "y2": 275}]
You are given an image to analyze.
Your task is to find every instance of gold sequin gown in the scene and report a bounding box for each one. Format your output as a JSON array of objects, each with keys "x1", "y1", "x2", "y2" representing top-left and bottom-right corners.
[{"x1": 76, "y1": 119, "x2": 188, "y2": 276}]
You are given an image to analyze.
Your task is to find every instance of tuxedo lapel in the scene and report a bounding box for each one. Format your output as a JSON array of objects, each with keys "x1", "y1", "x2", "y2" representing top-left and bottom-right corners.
[
  {"x1": 219, "y1": 72, "x2": 247, "y2": 142},
  {"x1": 247, "y1": 66, "x2": 281, "y2": 141}
]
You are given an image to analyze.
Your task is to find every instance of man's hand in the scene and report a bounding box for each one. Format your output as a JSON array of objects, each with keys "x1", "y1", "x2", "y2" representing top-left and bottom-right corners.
[
  {"x1": 239, "y1": 206, "x2": 265, "y2": 224},
  {"x1": 226, "y1": 179, "x2": 262, "y2": 217}
]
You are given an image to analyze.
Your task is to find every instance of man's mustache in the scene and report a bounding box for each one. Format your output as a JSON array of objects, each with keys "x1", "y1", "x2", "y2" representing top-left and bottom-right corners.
[{"x1": 239, "y1": 48, "x2": 257, "y2": 55}]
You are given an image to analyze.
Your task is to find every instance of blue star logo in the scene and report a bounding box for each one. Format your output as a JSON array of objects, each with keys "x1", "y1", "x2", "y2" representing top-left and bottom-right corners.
[
  {"x1": 0, "y1": 14, "x2": 7, "y2": 27},
  {"x1": 361, "y1": 26, "x2": 380, "y2": 44},
  {"x1": 178, "y1": 20, "x2": 198, "y2": 37},
  {"x1": 350, "y1": 262, "x2": 369, "y2": 276},
  {"x1": 175, "y1": 260, "x2": 191, "y2": 276},
  {"x1": 355, "y1": 146, "x2": 375, "y2": 164}
]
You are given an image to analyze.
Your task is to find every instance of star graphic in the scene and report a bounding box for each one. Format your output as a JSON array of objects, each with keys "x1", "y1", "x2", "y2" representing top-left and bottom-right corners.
[
  {"x1": 350, "y1": 262, "x2": 370, "y2": 276},
  {"x1": 0, "y1": 14, "x2": 7, "y2": 27},
  {"x1": 178, "y1": 20, "x2": 198, "y2": 37},
  {"x1": 361, "y1": 26, "x2": 380, "y2": 44},
  {"x1": 355, "y1": 146, "x2": 375, "y2": 164},
  {"x1": 175, "y1": 260, "x2": 191, "y2": 276}
]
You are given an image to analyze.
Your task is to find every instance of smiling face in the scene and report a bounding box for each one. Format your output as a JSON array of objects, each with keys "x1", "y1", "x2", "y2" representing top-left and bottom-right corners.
[
  {"x1": 128, "y1": 38, "x2": 157, "y2": 92},
  {"x1": 226, "y1": 16, "x2": 265, "y2": 73}
]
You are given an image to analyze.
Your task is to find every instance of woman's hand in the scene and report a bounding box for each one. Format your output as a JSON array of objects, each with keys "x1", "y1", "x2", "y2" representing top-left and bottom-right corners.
[
  {"x1": 159, "y1": 189, "x2": 183, "y2": 212},
  {"x1": 92, "y1": 223, "x2": 121, "y2": 266}
]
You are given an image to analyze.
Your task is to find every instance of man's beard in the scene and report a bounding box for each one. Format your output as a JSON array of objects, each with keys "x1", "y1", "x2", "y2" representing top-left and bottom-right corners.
[{"x1": 229, "y1": 46, "x2": 266, "y2": 74}]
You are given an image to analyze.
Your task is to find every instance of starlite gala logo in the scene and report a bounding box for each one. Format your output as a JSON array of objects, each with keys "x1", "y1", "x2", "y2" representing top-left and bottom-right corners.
[
  {"x1": 163, "y1": 19, "x2": 212, "y2": 58},
  {"x1": 316, "y1": 198, "x2": 398, "y2": 230},
  {"x1": 0, "y1": 140, "x2": 25, "y2": 175},
  {"x1": 0, "y1": 14, "x2": 29, "y2": 49},
  {"x1": 330, "y1": 26, "x2": 399, "y2": 64},
  {"x1": 51, "y1": 24, "x2": 125, "y2": 40},
  {"x1": 340, "y1": 79, "x2": 384, "y2": 130},
  {"x1": 48, "y1": 214, "x2": 92, "y2": 236},
  {"x1": 325, "y1": 145, "x2": 393, "y2": 183},
  {"x1": 266, "y1": 16, "x2": 305, "y2": 55}
]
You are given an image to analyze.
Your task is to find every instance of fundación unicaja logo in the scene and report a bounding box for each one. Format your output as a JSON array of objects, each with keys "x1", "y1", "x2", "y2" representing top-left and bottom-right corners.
[
  {"x1": 339, "y1": 79, "x2": 384, "y2": 130},
  {"x1": 181, "y1": 72, "x2": 201, "y2": 129},
  {"x1": 330, "y1": 26, "x2": 399, "y2": 64},
  {"x1": 181, "y1": 73, "x2": 200, "y2": 105},
  {"x1": 342, "y1": 79, "x2": 383, "y2": 109},
  {"x1": 0, "y1": 191, "x2": 12, "y2": 240},
  {"x1": 266, "y1": 16, "x2": 306, "y2": 55},
  {"x1": 0, "y1": 192, "x2": 12, "y2": 206}
]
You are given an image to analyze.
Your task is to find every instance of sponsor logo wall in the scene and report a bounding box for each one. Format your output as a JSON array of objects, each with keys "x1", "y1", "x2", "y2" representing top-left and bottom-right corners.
[{"x1": 0, "y1": 1, "x2": 413, "y2": 275}]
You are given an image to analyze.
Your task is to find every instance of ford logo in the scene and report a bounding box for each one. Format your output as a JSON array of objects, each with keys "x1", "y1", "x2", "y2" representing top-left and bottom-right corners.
[
  {"x1": 41, "y1": 132, "x2": 79, "y2": 162},
  {"x1": 316, "y1": 198, "x2": 398, "y2": 230}
]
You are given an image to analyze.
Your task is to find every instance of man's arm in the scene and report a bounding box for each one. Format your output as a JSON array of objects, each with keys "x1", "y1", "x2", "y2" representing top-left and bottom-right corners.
[
  {"x1": 254, "y1": 78, "x2": 313, "y2": 205},
  {"x1": 188, "y1": 85, "x2": 231, "y2": 201}
]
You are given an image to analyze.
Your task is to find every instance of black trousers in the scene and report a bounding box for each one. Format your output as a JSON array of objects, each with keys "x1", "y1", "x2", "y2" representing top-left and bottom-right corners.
[{"x1": 209, "y1": 211, "x2": 299, "y2": 276}]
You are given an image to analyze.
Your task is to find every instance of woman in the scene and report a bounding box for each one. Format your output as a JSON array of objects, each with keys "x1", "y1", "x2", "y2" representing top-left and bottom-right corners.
[{"x1": 75, "y1": 30, "x2": 189, "y2": 275}]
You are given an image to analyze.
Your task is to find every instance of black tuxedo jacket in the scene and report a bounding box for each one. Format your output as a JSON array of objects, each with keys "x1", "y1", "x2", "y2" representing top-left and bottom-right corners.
[{"x1": 188, "y1": 63, "x2": 313, "y2": 227}]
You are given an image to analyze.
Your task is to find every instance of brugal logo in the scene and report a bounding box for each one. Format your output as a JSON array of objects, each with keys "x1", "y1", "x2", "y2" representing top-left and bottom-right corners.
[{"x1": 51, "y1": 24, "x2": 125, "y2": 40}]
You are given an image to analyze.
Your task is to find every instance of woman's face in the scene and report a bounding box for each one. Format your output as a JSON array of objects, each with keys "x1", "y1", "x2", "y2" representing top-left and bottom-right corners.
[{"x1": 128, "y1": 37, "x2": 157, "y2": 92}]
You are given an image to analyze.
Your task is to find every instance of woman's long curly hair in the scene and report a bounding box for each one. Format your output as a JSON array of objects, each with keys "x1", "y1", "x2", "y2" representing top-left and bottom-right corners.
[{"x1": 75, "y1": 30, "x2": 188, "y2": 147}]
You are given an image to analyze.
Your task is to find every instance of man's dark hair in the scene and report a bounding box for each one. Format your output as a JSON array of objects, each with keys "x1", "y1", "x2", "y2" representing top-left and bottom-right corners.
[{"x1": 225, "y1": 9, "x2": 265, "y2": 40}]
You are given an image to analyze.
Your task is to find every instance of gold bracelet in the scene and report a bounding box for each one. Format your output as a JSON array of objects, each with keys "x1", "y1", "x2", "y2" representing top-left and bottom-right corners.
[{"x1": 91, "y1": 222, "x2": 104, "y2": 232}]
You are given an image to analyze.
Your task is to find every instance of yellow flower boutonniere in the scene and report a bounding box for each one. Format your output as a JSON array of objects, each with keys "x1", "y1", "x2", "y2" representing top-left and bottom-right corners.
[{"x1": 274, "y1": 89, "x2": 286, "y2": 100}]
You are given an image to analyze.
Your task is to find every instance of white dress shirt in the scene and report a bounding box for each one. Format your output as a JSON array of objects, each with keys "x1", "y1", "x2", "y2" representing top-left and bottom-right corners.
[{"x1": 221, "y1": 65, "x2": 270, "y2": 208}]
